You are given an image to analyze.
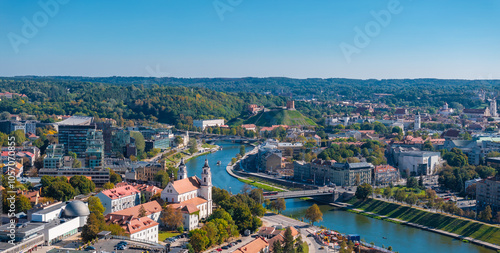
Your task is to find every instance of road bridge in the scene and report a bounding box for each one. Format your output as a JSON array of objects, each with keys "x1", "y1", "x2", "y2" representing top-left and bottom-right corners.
[{"x1": 264, "y1": 188, "x2": 355, "y2": 201}]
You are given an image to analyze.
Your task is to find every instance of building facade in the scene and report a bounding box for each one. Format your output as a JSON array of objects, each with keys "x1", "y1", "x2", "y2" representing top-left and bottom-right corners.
[
  {"x1": 193, "y1": 119, "x2": 225, "y2": 130},
  {"x1": 476, "y1": 177, "x2": 500, "y2": 212},
  {"x1": 97, "y1": 185, "x2": 141, "y2": 214}
]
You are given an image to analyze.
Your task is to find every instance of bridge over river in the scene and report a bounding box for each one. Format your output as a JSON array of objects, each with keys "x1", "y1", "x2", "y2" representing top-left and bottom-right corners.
[{"x1": 264, "y1": 188, "x2": 355, "y2": 201}]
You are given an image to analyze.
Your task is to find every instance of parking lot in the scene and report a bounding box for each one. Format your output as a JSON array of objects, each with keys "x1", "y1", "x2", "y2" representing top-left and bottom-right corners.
[{"x1": 87, "y1": 239, "x2": 165, "y2": 253}]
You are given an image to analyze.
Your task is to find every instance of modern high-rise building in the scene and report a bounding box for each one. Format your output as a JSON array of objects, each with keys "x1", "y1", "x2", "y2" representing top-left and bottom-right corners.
[
  {"x1": 57, "y1": 116, "x2": 95, "y2": 158},
  {"x1": 85, "y1": 130, "x2": 104, "y2": 169},
  {"x1": 96, "y1": 122, "x2": 113, "y2": 156},
  {"x1": 43, "y1": 144, "x2": 65, "y2": 169}
]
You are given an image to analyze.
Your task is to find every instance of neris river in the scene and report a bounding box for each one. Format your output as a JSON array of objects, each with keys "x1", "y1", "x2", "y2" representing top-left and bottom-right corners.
[{"x1": 184, "y1": 142, "x2": 493, "y2": 253}]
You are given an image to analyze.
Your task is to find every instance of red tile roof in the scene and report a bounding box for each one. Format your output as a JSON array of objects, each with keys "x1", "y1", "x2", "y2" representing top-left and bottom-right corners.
[
  {"x1": 110, "y1": 201, "x2": 162, "y2": 218},
  {"x1": 101, "y1": 185, "x2": 140, "y2": 199},
  {"x1": 171, "y1": 176, "x2": 201, "y2": 194},
  {"x1": 235, "y1": 237, "x2": 269, "y2": 253}
]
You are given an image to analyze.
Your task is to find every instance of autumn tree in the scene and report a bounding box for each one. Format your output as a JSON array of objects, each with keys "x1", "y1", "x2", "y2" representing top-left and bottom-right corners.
[
  {"x1": 103, "y1": 182, "x2": 115, "y2": 190},
  {"x1": 304, "y1": 204, "x2": 323, "y2": 225},
  {"x1": 138, "y1": 205, "x2": 147, "y2": 218},
  {"x1": 479, "y1": 206, "x2": 492, "y2": 221},
  {"x1": 162, "y1": 205, "x2": 183, "y2": 230},
  {"x1": 271, "y1": 198, "x2": 286, "y2": 213}
]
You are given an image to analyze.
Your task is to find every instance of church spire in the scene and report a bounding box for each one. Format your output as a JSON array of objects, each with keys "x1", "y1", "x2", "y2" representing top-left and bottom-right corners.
[
  {"x1": 201, "y1": 159, "x2": 211, "y2": 186},
  {"x1": 178, "y1": 157, "x2": 187, "y2": 180}
]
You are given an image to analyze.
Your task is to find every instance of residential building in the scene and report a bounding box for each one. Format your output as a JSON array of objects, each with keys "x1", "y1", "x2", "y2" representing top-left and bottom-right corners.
[
  {"x1": 193, "y1": 119, "x2": 225, "y2": 130},
  {"x1": 160, "y1": 159, "x2": 213, "y2": 231},
  {"x1": 105, "y1": 215, "x2": 159, "y2": 242},
  {"x1": 295, "y1": 159, "x2": 373, "y2": 186},
  {"x1": 0, "y1": 120, "x2": 37, "y2": 135},
  {"x1": 111, "y1": 129, "x2": 131, "y2": 156},
  {"x1": 465, "y1": 178, "x2": 482, "y2": 191},
  {"x1": 106, "y1": 200, "x2": 162, "y2": 224},
  {"x1": 96, "y1": 185, "x2": 141, "y2": 214},
  {"x1": 293, "y1": 160, "x2": 311, "y2": 182},
  {"x1": 125, "y1": 161, "x2": 164, "y2": 182},
  {"x1": 234, "y1": 237, "x2": 269, "y2": 253},
  {"x1": 43, "y1": 144, "x2": 65, "y2": 169},
  {"x1": 38, "y1": 167, "x2": 110, "y2": 186},
  {"x1": 373, "y1": 165, "x2": 400, "y2": 185},
  {"x1": 476, "y1": 176, "x2": 500, "y2": 212},
  {"x1": 241, "y1": 124, "x2": 257, "y2": 132}
]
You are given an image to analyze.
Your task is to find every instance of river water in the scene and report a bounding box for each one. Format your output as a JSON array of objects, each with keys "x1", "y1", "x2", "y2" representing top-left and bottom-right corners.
[{"x1": 184, "y1": 142, "x2": 494, "y2": 253}]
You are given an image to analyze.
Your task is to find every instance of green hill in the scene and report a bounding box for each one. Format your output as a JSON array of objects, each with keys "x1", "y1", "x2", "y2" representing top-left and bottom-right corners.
[{"x1": 244, "y1": 109, "x2": 317, "y2": 127}]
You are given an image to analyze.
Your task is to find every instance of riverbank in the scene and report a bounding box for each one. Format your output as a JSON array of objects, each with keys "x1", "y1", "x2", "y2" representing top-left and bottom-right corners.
[{"x1": 347, "y1": 198, "x2": 500, "y2": 251}]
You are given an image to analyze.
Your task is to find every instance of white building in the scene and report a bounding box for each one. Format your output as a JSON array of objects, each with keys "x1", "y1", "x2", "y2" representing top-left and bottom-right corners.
[
  {"x1": 414, "y1": 113, "x2": 421, "y2": 131},
  {"x1": 193, "y1": 119, "x2": 225, "y2": 130},
  {"x1": 0, "y1": 200, "x2": 90, "y2": 250},
  {"x1": 160, "y1": 159, "x2": 213, "y2": 231},
  {"x1": 490, "y1": 98, "x2": 498, "y2": 117},
  {"x1": 395, "y1": 151, "x2": 441, "y2": 175},
  {"x1": 96, "y1": 185, "x2": 141, "y2": 214},
  {"x1": 105, "y1": 215, "x2": 159, "y2": 242}
]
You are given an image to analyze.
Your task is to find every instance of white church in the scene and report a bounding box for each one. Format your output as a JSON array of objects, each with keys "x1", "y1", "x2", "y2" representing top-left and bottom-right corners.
[{"x1": 161, "y1": 158, "x2": 213, "y2": 230}]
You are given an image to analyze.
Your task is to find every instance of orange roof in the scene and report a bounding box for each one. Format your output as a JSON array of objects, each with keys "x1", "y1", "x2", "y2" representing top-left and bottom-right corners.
[
  {"x1": 169, "y1": 197, "x2": 208, "y2": 214},
  {"x1": 235, "y1": 237, "x2": 269, "y2": 253},
  {"x1": 171, "y1": 176, "x2": 201, "y2": 194},
  {"x1": 105, "y1": 215, "x2": 158, "y2": 234},
  {"x1": 374, "y1": 165, "x2": 398, "y2": 173},
  {"x1": 101, "y1": 185, "x2": 140, "y2": 199},
  {"x1": 111, "y1": 201, "x2": 162, "y2": 217}
]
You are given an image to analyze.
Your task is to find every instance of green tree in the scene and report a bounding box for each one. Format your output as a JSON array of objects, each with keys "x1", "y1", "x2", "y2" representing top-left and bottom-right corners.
[
  {"x1": 189, "y1": 138, "x2": 198, "y2": 154},
  {"x1": 130, "y1": 131, "x2": 145, "y2": 155},
  {"x1": 305, "y1": 204, "x2": 323, "y2": 225},
  {"x1": 188, "y1": 229, "x2": 209, "y2": 253},
  {"x1": 355, "y1": 183, "x2": 373, "y2": 200},
  {"x1": 69, "y1": 175, "x2": 96, "y2": 195},
  {"x1": 109, "y1": 169, "x2": 122, "y2": 184},
  {"x1": 17, "y1": 195, "x2": 32, "y2": 213},
  {"x1": 239, "y1": 145, "x2": 246, "y2": 156},
  {"x1": 479, "y1": 205, "x2": 492, "y2": 221},
  {"x1": 72, "y1": 159, "x2": 82, "y2": 168},
  {"x1": 283, "y1": 227, "x2": 296, "y2": 253},
  {"x1": 271, "y1": 198, "x2": 286, "y2": 213},
  {"x1": 88, "y1": 196, "x2": 105, "y2": 214},
  {"x1": 201, "y1": 221, "x2": 219, "y2": 247},
  {"x1": 405, "y1": 192, "x2": 418, "y2": 207},
  {"x1": 81, "y1": 212, "x2": 103, "y2": 242},
  {"x1": 10, "y1": 130, "x2": 26, "y2": 145},
  {"x1": 138, "y1": 205, "x2": 147, "y2": 217},
  {"x1": 102, "y1": 182, "x2": 115, "y2": 189},
  {"x1": 394, "y1": 188, "x2": 406, "y2": 203},
  {"x1": 383, "y1": 186, "x2": 392, "y2": 199}
]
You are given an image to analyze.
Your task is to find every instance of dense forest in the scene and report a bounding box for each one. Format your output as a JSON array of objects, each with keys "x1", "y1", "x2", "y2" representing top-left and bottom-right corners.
[{"x1": 1, "y1": 76, "x2": 499, "y2": 127}]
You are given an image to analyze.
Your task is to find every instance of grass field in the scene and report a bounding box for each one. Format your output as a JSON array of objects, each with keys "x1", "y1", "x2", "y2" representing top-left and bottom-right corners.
[
  {"x1": 201, "y1": 143, "x2": 217, "y2": 149},
  {"x1": 158, "y1": 231, "x2": 181, "y2": 242},
  {"x1": 349, "y1": 198, "x2": 500, "y2": 245},
  {"x1": 244, "y1": 109, "x2": 317, "y2": 127},
  {"x1": 238, "y1": 178, "x2": 285, "y2": 192}
]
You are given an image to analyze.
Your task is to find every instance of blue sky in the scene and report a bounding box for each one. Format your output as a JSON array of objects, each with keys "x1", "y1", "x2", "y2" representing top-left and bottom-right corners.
[{"x1": 1, "y1": 0, "x2": 499, "y2": 79}]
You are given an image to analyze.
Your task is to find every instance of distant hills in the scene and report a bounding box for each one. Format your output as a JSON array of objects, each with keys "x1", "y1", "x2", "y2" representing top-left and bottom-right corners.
[{"x1": 243, "y1": 109, "x2": 316, "y2": 127}]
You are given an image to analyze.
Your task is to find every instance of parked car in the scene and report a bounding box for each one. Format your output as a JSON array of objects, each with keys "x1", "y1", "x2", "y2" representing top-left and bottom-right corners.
[
  {"x1": 221, "y1": 246, "x2": 229, "y2": 250},
  {"x1": 85, "y1": 246, "x2": 95, "y2": 251}
]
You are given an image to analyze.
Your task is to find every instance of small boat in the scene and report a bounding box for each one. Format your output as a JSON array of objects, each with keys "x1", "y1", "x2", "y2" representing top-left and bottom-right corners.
[
  {"x1": 217, "y1": 161, "x2": 221, "y2": 165},
  {"x1": 382, "y1": 237, "x2": 387, "y2": 239}
]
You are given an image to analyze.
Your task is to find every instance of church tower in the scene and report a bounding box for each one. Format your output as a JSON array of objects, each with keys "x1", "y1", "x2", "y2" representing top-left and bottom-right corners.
[
  {"x1": 177, "y1": 157, "x2": 187, "y2": 180},
  {"x1": 200, "y1": 159, "x2": 213, "y2": 214},
  {"x1": 490, "y1": 98, "x2": 498, "y2": 117},
  {"x1": 414, "y1": 112, "x2": 421, "y2": 131}
]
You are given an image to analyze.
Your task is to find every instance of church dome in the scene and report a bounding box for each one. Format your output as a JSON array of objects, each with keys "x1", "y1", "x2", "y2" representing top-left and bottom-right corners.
[{"x1": 63, "y1": 200, "x2": 90, "y2": 217}]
